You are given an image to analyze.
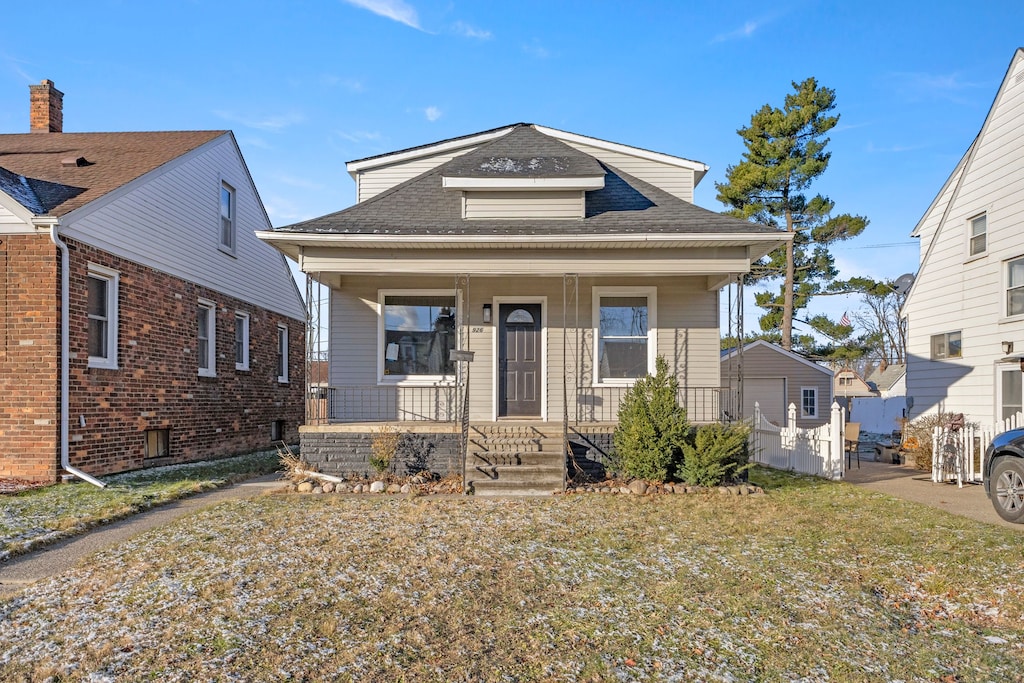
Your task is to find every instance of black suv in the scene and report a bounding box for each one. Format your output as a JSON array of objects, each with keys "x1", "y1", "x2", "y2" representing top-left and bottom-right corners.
[{"x1": 984, "y1": 428, "x2": 1024, "y2": 523}]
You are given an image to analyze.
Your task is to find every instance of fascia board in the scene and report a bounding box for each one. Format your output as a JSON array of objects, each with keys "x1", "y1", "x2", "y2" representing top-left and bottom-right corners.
[
  {"x1": 345, "y1": 126, "x2": 517, "y2": 179},
  {"x1": 534, "y1": 125, "x2": 709, "y2": 173}
]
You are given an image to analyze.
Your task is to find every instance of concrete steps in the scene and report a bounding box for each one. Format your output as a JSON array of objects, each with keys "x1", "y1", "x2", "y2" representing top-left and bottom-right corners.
[{"x1": 465, "y1": 424, "x2": 565, "y2": 496}]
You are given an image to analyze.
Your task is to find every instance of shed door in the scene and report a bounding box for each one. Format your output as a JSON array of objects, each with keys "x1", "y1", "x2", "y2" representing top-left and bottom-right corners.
[
  {"x1": 498, "y1": 304, "x2": 542, "y2": 418},
  {"x1": 744, "y1": 378, "x2": 787, "y2": 426}
]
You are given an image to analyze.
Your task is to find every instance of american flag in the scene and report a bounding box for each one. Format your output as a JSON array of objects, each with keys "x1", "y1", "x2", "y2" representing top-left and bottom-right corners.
[{"x1": 840, "y1": 311, "x2": 850, "y2": 326}]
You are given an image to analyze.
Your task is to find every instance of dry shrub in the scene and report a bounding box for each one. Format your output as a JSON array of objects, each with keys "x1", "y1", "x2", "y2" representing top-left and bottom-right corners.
[
  {"x1": 278, "y1": 445, "x2": 314, "y2": 482},
  {"x1": 902, "y1": 412, "x2": 978, "y2": 470},
  {"x1": 370, "y1": 425, "x2": 402, "y2": 476}
]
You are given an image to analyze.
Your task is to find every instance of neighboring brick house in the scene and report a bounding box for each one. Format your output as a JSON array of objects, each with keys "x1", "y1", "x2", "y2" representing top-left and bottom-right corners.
[{"x1": 0, "y1": 80, "x2": 305, "y2": 484}]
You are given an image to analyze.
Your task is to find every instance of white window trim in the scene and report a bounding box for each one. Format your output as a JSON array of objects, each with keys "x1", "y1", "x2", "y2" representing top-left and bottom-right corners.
[
  {"x1": 87, "y1": 264, "x2": 119, "y2": 370},
  {"x1": 996, "y1": 364, "x2": 1024, "y2": 424},
  {"x1": 235, "y1": 311, "x2": 250, "y2": 371},
  {"x1": 966, "y1": 212, "x2": 987, "y2": 259},
  {"x1": 800, "y1": 386, "x2": 818, "y2": 418},
  {"x1": 198, "y1": 298, "x2": 216, "y2": 377},
  {"x1": 219, "y1": 180, "x2": 237, "y2": 256},
  {"x1": 1001, "y1": 255, "x2": 1024, "y2": 322},
  {"x1": 277, "y1": 324, "x2": 289, "y2": 384},
  {"x1": 377, "y1": 289, "x2": 459, "y2": 386},
  {"x1": 592, "y1": 286, "x2": 657, "y2": 387}
]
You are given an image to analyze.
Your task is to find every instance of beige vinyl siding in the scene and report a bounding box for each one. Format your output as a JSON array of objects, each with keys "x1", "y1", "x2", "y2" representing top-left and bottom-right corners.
[
  {"x1": 721, "y1": 343, "x2": 832, "y2": 428},
  {"x1": 59, "y1": 136, "x2": 304, "y2": 321},
  {"x1": 327, "y1": 274, "x2": 720, "y2": 422},
  {"x1": 904, "y1": 52, "x2": 1024, "y2": 425},
  {"x1": 463, "y1": 190, "x2": 584, "y2": 219},
  {"x1": 356, "y1": 146, "x2": 480, "y2": 202},
  {"x1": 556, "y1": 140, "x2": 696, "y2": 203}
]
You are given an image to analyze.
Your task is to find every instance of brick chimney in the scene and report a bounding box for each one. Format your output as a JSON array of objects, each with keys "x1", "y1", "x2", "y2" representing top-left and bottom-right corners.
[{"x1": 29, "y1": 80, "x2": 63, "y2": 133}]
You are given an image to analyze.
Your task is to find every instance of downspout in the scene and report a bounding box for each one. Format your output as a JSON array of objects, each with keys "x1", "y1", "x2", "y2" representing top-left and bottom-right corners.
[{"x1": 47, "y1": 222, "x2": 106, "y2": 488}]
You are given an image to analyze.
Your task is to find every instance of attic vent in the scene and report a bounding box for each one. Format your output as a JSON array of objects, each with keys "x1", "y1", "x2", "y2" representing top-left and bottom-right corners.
[
  {"x1": 1017, "y1": 70, "x2": 1024, "y2": 86},
  {"x1": 61, "y1": 156, "x2": 92, "y2": 167}
]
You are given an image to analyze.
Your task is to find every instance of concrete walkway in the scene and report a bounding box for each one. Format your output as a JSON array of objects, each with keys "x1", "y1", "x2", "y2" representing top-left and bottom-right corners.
[
  {"x1": 843, "y1": 459, "x2": 1022, "y2": 530},
  {"x1": 0, "y1": 473, "x2": 286, "y2": 599}
]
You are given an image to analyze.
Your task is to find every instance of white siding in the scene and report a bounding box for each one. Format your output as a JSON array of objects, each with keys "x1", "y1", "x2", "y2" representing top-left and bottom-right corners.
[
  {"x1": 356, "y1": 146, "x2": 480, "y2": 202},
  {"x1": 0, "y1": 202, "x2": 30, "y2": 229},
  {"x1": 60, "y1": 136, "x2": 304, "y2": 321},
  {"x1": 905, "y1": 51, "x2": 1024, "y2": 426},
  {"x1": 556, "y1": 140, "x2": 696, "y2": 203},
  {"x1": 463, "y1": 190, "x2": 583, "y2": 219}
]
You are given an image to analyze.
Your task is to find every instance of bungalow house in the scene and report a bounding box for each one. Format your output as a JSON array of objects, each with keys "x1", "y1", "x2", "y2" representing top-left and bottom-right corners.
[
  {"x1": 259, "y1": 123, "x2": 788, "y2": 494},
  {"x1": 903, "y1": 48, "x2": 1024, "y2": 427},
  {"x1": 721, "y1": 340, "x2": 833, "y2": 428},
  {"x1": 0, "y1": 80, "x2": 305, "y2": 485}
]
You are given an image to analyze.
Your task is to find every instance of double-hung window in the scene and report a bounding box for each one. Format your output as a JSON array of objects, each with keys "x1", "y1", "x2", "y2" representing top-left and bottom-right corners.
[
  {"x1": 277, "y1": 324, "x2": 289, "y2": 383},
  {"x1": 968, "y1": 213, "x2": 987, "y2": 257},
  {"x1": 594, "y1": 287, "x2": 656, "y2": 383},
  {"x1": 801, "y1": 387, "x2": 818, "y2": 418},
  {"x1": 220, "y1": 181, "x2": 236, "y2": 254},
  {"x1": 1006, "y1": 257, "x2": 1024, "y2": 318},
  {"x1": 87, "y1": 264, "x2": 119, "y2": 369},
  {"x1": 380, "y1": 291, "x2": 457, "y2": 381},
  {"x1": 235, "y1": 312, "x2": 250, "y2": 370},
  {"x1": 197, "y1": 300, "x2": 216, "y2": 377},
  {"x1": 999, "y1": 367, "x2": 1023, "y2": 422}
]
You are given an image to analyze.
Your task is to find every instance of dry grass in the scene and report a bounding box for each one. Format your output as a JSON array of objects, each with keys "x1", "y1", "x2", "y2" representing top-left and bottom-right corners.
[{"x1": 1, "y1": 471, "x2": 1023, "y2": 681}]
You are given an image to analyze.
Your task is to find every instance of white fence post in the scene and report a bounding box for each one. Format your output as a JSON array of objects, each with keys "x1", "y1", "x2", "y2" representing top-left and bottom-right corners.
[{"x1": 829, "y1": 402, "x2": 844, "y2": 480}]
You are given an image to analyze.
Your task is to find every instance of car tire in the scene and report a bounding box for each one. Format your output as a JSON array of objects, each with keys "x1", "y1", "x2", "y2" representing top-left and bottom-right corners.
[{"x1": 990, "y1": 457, "x2": 1024, "y2": 524}]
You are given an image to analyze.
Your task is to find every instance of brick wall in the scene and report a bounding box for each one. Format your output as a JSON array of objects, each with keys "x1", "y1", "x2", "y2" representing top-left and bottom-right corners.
[
  {"x1": 0, "y1": 234, "x2": 60, "y2": 481},
  {"x1": 62, "y1": 238, "x2": 305, "y2": 477}
]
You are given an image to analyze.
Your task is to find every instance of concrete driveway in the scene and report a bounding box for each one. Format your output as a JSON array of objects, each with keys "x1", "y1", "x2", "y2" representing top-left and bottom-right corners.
[{"x1": 843, "y1": 459, "x2": 1023, "y2": 530}]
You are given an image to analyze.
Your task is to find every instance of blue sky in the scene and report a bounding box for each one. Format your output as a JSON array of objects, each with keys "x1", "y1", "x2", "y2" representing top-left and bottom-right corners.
[{"x1": 2, "y1": 1, "x2": 1022, "y2": 336}]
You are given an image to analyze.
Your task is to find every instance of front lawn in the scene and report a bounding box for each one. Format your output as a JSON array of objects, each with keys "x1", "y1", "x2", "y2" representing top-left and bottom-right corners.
[
  {"x1": 1, "y1": 469, "x2": 1022, "y2": 681},
  {"x1": 0, "y1": 451, "x2": 279, "y2": 561}
]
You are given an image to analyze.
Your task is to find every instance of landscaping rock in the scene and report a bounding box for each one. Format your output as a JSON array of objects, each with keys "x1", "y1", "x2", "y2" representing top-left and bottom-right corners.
[
  {"x1": 629, "y1": 481, "x2": 648, "y2": 495},
  {"x1": 369, "y1": 481, "x2": 386, "y2": 493},
  {"x1": 297, "y1": 481, "x2": 314, "y2": 493},
  {"x1": 400, "y1": 483, "x2": 412, "y2": 494},
  {"x1": 322, "y1": 482, "x2": 335, "y2": 493},
  {"x1": 312, "y1": 486, "x2": 323, "y2": 495},
  {"x1": 619, "y1": 486, "x2": 632, "y2": 495},
  {"x1": 386, "y1": 483, "x2": 402, "y2": 494}
]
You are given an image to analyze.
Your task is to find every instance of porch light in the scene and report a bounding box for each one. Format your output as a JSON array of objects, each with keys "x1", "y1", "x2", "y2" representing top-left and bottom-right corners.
[
  {"x1": 1003, "y1": 340, "x2": 1014, "y2": 355},
  {"x1": 482, "y1": 304, "x2": 492, "y2": 323}
]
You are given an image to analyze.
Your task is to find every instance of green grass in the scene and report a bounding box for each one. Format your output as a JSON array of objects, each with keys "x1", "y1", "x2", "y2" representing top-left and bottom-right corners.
[
  {"x1": 0, "y1": 451, "x2": 279, "y2": 560},
  {"x1": 1, "y1": 468, "x2": 1022, "y2": 681}
]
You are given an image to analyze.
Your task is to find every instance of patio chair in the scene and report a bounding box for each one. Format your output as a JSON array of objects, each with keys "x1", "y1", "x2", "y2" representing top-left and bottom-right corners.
[{"x1": 845, "y1": 422, "x2": 861, "y2": 469}]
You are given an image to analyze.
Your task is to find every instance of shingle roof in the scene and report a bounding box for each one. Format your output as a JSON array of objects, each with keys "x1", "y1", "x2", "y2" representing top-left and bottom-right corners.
[
  {"x1": 440, "y1": 125, "x2": 604, "y2": 178},
  {"x1": 275, "y1": 125, "x2": 780, "y2": 237},
  {"x1": 0, "y1": 131, "x2": 225, "y2": 216}
]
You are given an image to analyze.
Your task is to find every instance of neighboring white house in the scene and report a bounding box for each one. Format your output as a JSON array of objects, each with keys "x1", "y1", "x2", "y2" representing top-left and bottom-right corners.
[
  {"x1": 721, "y1": 340, "x2": 833, "y2": 428},
  {"x1": 903, "y1": 48, "x2": 1024, "y2": 427}
]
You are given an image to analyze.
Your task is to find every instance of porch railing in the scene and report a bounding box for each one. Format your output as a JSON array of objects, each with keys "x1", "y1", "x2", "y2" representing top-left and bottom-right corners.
[
  {"x1": 573, "y1": 386, "x2": 738, "y2": 424},
  {"x1": 309, "y1": 384, "x2": 457, "y2": 423}
]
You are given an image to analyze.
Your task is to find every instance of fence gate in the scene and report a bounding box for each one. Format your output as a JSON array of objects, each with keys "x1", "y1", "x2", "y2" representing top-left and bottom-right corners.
[{"x1": 750, "y1": 402, "x2": 845, "y2": 480}]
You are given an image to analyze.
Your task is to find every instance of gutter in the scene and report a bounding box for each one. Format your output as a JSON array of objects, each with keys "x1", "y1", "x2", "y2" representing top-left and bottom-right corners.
[{"x1": 45, "y1": 221, "x2": 106, "y2": 488}]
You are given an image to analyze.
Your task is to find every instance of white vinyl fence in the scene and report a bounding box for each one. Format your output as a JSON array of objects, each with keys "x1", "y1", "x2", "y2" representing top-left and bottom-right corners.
[
  {"x1": 931, "y1": 411, "x2": 1024, "y2": 487},
  {"x1": 750, "y1": 402, "x2": 845, "y2": 480}
]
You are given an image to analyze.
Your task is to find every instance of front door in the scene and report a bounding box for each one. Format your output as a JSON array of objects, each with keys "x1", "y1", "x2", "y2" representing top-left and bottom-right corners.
[{"x1": 498, "y1": 303, "x2": 542, "y2": 418}]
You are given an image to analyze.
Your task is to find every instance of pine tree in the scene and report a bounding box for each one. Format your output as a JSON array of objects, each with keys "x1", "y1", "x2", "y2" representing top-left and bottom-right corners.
[{"x1": 716, "y1": 78, "x2": 868, "y2": 350}]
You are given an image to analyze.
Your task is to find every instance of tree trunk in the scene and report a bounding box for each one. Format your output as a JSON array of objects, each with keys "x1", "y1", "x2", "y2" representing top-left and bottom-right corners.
[{"x1": 782, "y1": 207, "x2": 795, "y2": 350}]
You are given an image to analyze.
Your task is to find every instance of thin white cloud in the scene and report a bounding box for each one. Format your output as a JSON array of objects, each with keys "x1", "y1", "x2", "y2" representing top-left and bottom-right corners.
[
  {"x1": 522, "y1": 40, "x2": 550, "y2": 59},
  {"x1": 452, "y1": 21, "x2": 492, "y2": 40},
  {"x1": 214, "y1": 110, "x2": 305, "y2": 132},
  {"x1": 424, "y1": 106, "x2": 442, "y2": 122},
  {"x1": 334, "y1": 129, "x2": 383, "y2": 144},
  {"x1": 273, "y1": 174, "x2": 326, "y2": 191},
  {"x1": 865, "y1": 141, "x2": 927, "y2": 154},
  {"x1": 886, "y1": 71, "x2": 988, "y2": 104},
  {"x1": 711, "y1": 20, "x2": 759, "y2": 44},
  {"x1": 237, "y1": 136, "x2": 272, "y2": 150},
  {"x1": 342, "y1": 0, "x2": 423, "y2": 31},
  {"x1": 320, "y1": 74, "x2": 365, "y2": 92}
]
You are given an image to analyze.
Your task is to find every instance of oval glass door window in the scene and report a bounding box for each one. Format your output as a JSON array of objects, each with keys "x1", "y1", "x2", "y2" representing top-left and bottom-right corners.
[{"x1": 506, "y1": 308, "x2": 535, "y2": 324}]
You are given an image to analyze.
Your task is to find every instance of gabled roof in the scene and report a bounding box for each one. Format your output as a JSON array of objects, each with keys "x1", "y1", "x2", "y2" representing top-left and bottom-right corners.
[
  {"x1": 0, "y1": 131, "x2": 225, "y2": 216},
  {"x1": 440, "y1": 125, "x2": 604, "y2": 179},
  {"x1": 720, "y1": 340, "x2": 832, "y2": 376},
  {"x1": 864, "y1": 363, "x2": 906, "y2": 391},
  {"x1": 273, "y1": 125, "x2": 782, "y2": 240}
]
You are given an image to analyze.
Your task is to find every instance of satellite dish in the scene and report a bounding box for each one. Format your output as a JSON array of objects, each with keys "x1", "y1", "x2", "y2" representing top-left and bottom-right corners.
[{"x1": 891, "y1": 273, "x2": 916, "y2": 296}]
